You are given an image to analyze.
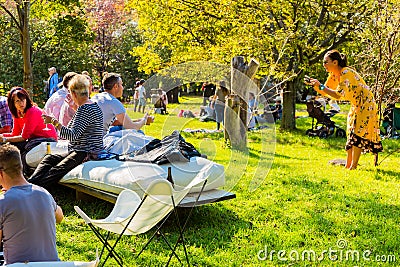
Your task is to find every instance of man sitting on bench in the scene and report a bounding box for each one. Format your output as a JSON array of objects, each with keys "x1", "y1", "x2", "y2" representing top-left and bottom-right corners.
[{"x1": 92, "y1": 73, "x2": 152, "y2": 135}]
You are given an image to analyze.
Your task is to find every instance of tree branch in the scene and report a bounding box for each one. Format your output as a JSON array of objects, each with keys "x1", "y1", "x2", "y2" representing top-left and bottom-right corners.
[
  {"x1": 177, "y1": 0, "x2": 222, "y2": 20},
  {"x1": 0, "y1": 4, "x2": 23, "y2": 34},
  {"x1": 177, "y1": 24, "x2": 206, "y2": 45}
]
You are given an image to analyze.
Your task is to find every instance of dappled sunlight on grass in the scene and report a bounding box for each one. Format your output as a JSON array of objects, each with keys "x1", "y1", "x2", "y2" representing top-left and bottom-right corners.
[{"x1": 55, "y1": 96, "x2": 400, "y2": 266}]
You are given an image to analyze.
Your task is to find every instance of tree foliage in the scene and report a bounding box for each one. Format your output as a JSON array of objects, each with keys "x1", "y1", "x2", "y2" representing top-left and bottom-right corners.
[
  {"x1": 30, "y1": 0, "x2": 94, "y2": 94},
  {"x1": 0, "y1": 0, "x2": 33, "y2": 91},
  {"x1": 0, "y1": 0, "x2": 398, "y2": 122},
  {"x1": 354, "y1": 0, "x2": 400, "y2": 120},
  {"x1": 0, "y1": 8, "x2": 23, "y2": 88},
  {"x1": 0, "y1": 0, "x2": 93, "y2": 98},
  {"x1": 85, "y1": 0, "x2": 144, "y2": 83},
  {"x1": 0, "y1": 0, "x2": 145, "y2": 101},
  {"x1": 128, "y1": 0, "x2": 373, "y2": 129}
]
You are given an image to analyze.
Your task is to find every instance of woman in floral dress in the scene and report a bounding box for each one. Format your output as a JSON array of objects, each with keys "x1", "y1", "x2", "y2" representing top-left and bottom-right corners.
[{"x1": 306, "y1": 50, "x2": 383, "y2": 170}]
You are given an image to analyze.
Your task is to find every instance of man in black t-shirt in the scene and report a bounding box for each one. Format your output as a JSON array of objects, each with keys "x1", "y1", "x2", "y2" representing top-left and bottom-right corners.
[{"x1": 201, "y1": 82, "x2": 216, "y2": 106}]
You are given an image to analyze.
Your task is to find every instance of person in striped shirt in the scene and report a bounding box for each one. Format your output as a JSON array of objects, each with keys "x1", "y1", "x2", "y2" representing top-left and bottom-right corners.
[{"x1": 29, "y1": 74, "x2": 103, "y2": 188}]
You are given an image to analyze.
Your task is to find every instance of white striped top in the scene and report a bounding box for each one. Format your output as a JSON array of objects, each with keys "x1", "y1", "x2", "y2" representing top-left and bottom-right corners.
[{"x1": 60, "y1": 103, "x2": 103, "y2": 153}]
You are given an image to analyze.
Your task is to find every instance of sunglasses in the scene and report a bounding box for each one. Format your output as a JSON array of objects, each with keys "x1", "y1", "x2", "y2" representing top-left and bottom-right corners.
[{"x1": 9, "y1": 87, "x2": 24, "y2": 95}]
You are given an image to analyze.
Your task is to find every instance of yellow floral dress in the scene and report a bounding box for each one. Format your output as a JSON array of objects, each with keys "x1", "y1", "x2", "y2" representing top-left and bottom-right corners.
[{"x1": 324, "y1": 67, "x2": 383, "y2": 153}]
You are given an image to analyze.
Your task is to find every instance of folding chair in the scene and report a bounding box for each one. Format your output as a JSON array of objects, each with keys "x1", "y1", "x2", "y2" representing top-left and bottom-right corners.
[
  {"x1": 74, "y1": 165, "x2": 210, "y2": 267},
  {"x1": 389, "y1": 107, "x2": 400, "y2": 137},
  {"x1": 382, "y1": 106, "x2": 400, "y2": 138}
]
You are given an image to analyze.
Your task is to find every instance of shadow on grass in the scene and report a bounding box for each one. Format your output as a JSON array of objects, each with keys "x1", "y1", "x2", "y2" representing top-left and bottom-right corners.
[
  {"x1": 181, "y1": 131, "x2": 225, "y2": 141},
  {"x1": 176, "y1": 204, "x2": 248, "y2": 245},
  {"x1": 247, "y1": 148, "x2": 276, "y2": 160},
  {"x1": 276, "y1": 177, "x2": 400, "y2": 251},
  {"x1": 55, "y1": 186, "x2": 246, "y2": 265},
  {"x1": 52, "y1": 186, "x2": 114, "y2": 217},
  {"x1": 347, "y1": 195, "x2": 400, "y2": 229},
  {"x1": 270, "y1": 152, "x2": 304, "y2": 160},
  {"x1": 374, "y1": 168, "x2": 400, "y2": 180},
  {"x1": 324, "y1": 191, "x2": 400, "y2": 251}
]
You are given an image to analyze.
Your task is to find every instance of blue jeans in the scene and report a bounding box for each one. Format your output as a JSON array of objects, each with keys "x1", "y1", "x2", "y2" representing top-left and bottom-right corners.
[{"x1": 109, "y1": 125, "x2": 123, "y2": 133}]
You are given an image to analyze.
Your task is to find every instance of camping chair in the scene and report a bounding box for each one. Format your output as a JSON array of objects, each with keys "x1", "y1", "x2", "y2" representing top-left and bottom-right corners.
[
  {"x1": 74, "y1": 166, "x2": 210, "y2": 267},
  {"x1": 394, "y1": 107, "x2": 400, "y2": 136},
  {"x1": 383, "y1": 107, "x2": 400, "y2": 138}
]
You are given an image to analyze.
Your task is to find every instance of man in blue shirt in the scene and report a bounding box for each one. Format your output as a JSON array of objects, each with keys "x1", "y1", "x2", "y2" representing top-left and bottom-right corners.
[{"x1": 92, "y1": 73, "x2": 150, "y2": 135}]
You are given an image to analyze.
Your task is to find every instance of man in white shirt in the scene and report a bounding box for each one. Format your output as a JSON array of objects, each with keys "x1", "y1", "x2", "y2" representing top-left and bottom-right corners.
[
  {"x1": 92, "y1": 73, "x2": 150, "y2": 135},
  {"x1": 137, "y1": 79, "x2": 147, "y2": 113}
]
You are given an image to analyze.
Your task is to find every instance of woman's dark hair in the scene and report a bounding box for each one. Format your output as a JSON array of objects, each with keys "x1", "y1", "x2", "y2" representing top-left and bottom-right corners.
[
  {"x1": 62, "y1": 71, "x2": 77, "y2": 88},
  {"x1": 7, "y1": 87, "x2": 34, "y2": 118},
  {"x1": 326, "y1": 50, "x2": 347, "y2": 68},
  {"x1": 102, "y1": 73, "x2": 121, "y2": 91}
]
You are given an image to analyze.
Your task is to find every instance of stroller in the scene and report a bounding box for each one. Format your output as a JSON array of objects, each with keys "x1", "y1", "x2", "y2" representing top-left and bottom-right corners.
[
  {"x1": 382, "y1": 104, "x2": 400, "y2": 138},
  {"x1": 305, "y1": 98, "x2": 346, "y2": 138}
]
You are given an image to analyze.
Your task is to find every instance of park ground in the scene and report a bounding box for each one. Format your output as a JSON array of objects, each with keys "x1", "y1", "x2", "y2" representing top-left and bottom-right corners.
[{"x1": 55, "y1": 96, "x2": 400, "y2": 266}]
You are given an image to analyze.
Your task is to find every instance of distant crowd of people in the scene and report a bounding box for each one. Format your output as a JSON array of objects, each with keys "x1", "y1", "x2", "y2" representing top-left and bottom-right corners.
[{"x1": 199, "y1": 81, "x2": 282, "y2": 131}]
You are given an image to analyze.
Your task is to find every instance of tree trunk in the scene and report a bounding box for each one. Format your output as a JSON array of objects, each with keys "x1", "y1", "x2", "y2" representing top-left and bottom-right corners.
[
  {"x1": 225, "y1": 57, "x2": 259, "y2": 150},
  {"x1": 19, "y1": 2, "x2": 33, "y2": 94},
  {"x1": 280, "y1": 80, "x2": 296, "y2": 130},
  {"x1": 171, "y1": 87, "x2": 180, "y2": 104},
  {"x1": 224, "y1": 94, "x2": 246, "y2": 149}
]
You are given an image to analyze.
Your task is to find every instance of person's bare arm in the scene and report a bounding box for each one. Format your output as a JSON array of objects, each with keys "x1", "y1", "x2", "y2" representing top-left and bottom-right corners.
[
  {"x1": 307, "y1": 78, "x2": 342, "y2": 100},
  {"x1": 111, "y1": 119, "x2": 122, "y2": 126},
  {"x1": 0, "y1": 134, "x2": 26, "y2": 143},
  {"x1": 112, "y1": 117, "x2": 144, "y2": 126},
  {"x1": 115, "y1": 112, "x2": 148, "y2": 130},
  {"x1": 55, "y1": 205, "x2": 64, "y2": 224},
  {"x1": 0, "y1": 126, "x2": 11, "y2": 134},
  {"x1": 0, "y1": 229, "x2": 2, "y2": 244}
]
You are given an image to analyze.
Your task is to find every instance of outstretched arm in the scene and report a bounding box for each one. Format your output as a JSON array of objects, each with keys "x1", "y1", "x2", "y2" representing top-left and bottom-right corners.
[
  {"x1": 306, "y1": 78, "x2": 342, "y2": 100},
  {"x1": 115, "y1": 112, "x2": 148, "y2": 130}
]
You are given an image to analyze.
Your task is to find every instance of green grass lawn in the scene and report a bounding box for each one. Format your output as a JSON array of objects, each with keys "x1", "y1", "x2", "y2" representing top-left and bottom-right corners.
[{"x1": 55, "y1": 96, "x2": 400, "y2": 266}]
